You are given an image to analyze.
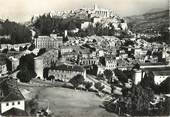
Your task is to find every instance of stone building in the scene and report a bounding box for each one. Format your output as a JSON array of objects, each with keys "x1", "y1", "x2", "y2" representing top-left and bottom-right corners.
[
  {"x1": 0, "y1": 43, "x2": 30, "y2": 51},
  {"x1": 48, "y1": 64, "x2": 86, "y2": 82},
  {"x1": 35, "y1": 34, "x2": 63, "y2": 49},
  {"x1": 141, "y1": 66, "x2": 170, "y2": 85},
  {"x1": 8, "y1": 57, "x2": 19, "y2": 72},
  {"x1": 133, "y1": 69, "x2": 142, "y2": 85},
  {"x1": 60, "y1": 46, "x2": 74, "y2": 55},
  {"x1": 34, "y1": 49, "x2": 60, "y2": 79},
  {"x1": 105, "y1": 57, "x2": 117, "y2": 70},
  {"x1": 89, "y1": 4, "x2": 114, "y2": 18},
  {"x1": 34, "y1": 57, "x2": 44, "y2": 80},
  {"x1": 78, "y1": 57, "x2": 99, "y2": 66}
]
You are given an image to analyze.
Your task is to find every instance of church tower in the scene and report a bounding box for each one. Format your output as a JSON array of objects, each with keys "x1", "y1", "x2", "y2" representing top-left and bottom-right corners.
[{"x1": 92, "y1": 0, "x2": 98, "y2": 10}]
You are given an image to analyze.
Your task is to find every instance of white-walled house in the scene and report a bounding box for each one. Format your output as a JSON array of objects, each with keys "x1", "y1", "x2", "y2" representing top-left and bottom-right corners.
[
  {"x1": 0, "y1": 93, "x2": 25, "y2": 113},
  {"x1": 0, "y1": 78, "x2": 25, "y2": 115}
]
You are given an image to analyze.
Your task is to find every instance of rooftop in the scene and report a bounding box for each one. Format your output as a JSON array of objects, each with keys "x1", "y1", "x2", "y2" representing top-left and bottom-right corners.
[
  {"x1": 143, "y1": 67, "x2": 170, "y2": 72},
  {"x1": 50, "y1": 64, "x2": 85, "y2": 72},
  {"x1": 153, "y1": 71, "x2": 170, "y2": 76},
  {"x1": 37, "y1": 35, "x2": 63, "y2": 41},
  {"x1": 0, "y1": 78, "x2": 25, "y2": 102}
]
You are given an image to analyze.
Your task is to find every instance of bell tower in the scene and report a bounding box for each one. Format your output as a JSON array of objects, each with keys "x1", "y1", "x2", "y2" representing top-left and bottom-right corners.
[{"x1": 92, "y1": 0, "x2": 98, "y2": 10}]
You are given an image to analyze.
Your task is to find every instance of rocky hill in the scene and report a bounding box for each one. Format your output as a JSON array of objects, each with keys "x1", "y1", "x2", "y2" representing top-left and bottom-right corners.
[{"x1": 125, "y1": 10, "x2": 169, "y2": 33}]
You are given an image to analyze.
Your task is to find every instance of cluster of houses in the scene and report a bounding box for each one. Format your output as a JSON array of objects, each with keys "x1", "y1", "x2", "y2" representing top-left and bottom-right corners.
[
  {"x1": 1, "y1": 32, "x2": 170, "y2": 86},
  {"x1": 29, "y1": 33, "x2": 170, "y2": 87}
]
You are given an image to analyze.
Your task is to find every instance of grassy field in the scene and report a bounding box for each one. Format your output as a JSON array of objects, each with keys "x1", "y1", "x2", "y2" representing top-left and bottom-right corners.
[{"x1": 20, "y1": 86, "x2": 117, "y2": 117}]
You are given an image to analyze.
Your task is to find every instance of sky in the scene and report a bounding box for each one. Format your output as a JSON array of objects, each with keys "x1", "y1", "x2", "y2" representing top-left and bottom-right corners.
[{"x1": 0, "y1": 0, "x2": 168, "y2": 22}]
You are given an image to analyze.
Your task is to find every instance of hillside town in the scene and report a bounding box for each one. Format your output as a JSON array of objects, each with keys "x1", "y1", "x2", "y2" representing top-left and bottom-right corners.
[{"x1": 0, "y1": 3, "x2": 169, "y2": 117}]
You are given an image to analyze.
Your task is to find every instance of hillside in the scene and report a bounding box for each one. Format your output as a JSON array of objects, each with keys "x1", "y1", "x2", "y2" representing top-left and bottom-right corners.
[
  {"x1": 125, "y1": 10, "x2": 169, "y2": 33},
  {"x1": 0, "y1": 20, "x2": 32, "y2": 44}
]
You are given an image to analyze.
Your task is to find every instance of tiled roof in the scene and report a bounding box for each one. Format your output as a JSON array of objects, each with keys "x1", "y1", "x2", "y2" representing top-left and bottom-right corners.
[
  {"x1": 153, "y1": 71, "x2": 170, "y2": 76},
  {"x1": 1, "y1": 91, "x2": 24, "y2": 102},
  {"x1": 50, "y1": 64, "x2": 85, "y2": 72},
  {"x1": 0, "y1": 78, "x2": 24, "y2": 102},
  {"x1": 143, "y1": 67, "x2": 170, "y2": 71}
]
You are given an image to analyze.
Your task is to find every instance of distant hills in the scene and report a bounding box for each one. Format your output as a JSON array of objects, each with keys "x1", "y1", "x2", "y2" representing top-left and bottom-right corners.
[{"x1": 125, "y1": 10, "x2": 169, "y2": 33}]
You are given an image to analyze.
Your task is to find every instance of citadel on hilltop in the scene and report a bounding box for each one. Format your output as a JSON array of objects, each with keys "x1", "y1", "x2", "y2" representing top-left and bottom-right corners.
[{"x1": 49, "y1": 3, "x2": 115, "y2": 18}]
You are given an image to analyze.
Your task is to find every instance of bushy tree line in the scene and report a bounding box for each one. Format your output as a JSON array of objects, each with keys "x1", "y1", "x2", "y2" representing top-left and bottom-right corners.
[
  {"x1": 71, "y1": 23, "x2": 128, "y2": 37},
  {"x1": 146, "y1": 31, "x2": 170, "y2": 44},
  {"x1": 104, "y1": 84, "x2": 155, "y2": 116},
  {"x1": 33, "y1": 14, "x2": 81, "y2": 36},
  {"x1": 69, "y1": 74, "x2": 105, "y2": 93},
  {"x1": 33, "y1": 14, "x2": 130, "y2": 37},
  {"x1": 0, "y1": 19, "x2": 32, "y2": 44}
]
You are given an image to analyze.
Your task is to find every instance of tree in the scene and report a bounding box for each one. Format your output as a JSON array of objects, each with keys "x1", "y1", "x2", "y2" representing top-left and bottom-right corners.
[
  {"x1": 162, "y1": 97, "x2": 170, "y2": 115},
  {"x1": 6, "y1": 58, "x2": 12, "y2": 71},
  {"x1": 17, "y1": 66, "x2": 32, "y2": 83},
  {"x1": 19, "y1": 53, "x2": 36, "y2": 78},
  {"x1": 26, "y1": 98, "x2": 39, "y2": 115},
  {"x1": 124, "y1": 40, "x2": 134, "y2": 46},
  {"x1": 67, "y1": 21, "x2": 77, "y2": 30},
  {"x1": 99, "y1": 57, "x2": 106, "y2": 66},
  {"x1": 43, "y1": 68, "x2": 49, "y2": 79},
  {"x1": 10, "y1": 48, "x2": 16, "y2": 51},
  {"x1": 94, "y1": 23, "x2": 103, "y2": 36},
  {"x1": 129, "y1": 85, "x2": 154, "y2": 115},
  {"x1": 69, "y1": 74, "x2": 85, "y2": 90},
  {"x1": 19, "y1": 46, "x2": 24, "y2": 51},
  {"x1": 28, "y1": 44, "x2": 35, "y2": 51},
  {"x1": 86, "y1": 64, "x2": 98, "y2": 76},
  {"x1": 94, "y1": 82, "x2": 105, "y2": 94},
  {"x1": 133, "y1": 63, "x2": 140, "y2": 70},
  {"x1": 2, "y1": 48, "x2": 8, "y2": 54},
  {"x1": 140, "y1": 71, "x2": 156, "y2": 91},
  {"x1": 85, "y1": 24, "x2": 95, "y2": 36},
  {"x1": 37, "y1": 48, "x2": 46, "y2": 56},
  {"x1": 48, "y1": 75, "x2": 55, "y2": 82},
  {"x1": 104, "y1": 84, "x2": 154, "y2": 116},
  {"x1": 114, "y1": 68, "x2": 128, "y2": 83},
  {"x1": 96, "y1": 74, "x2": 105, "y2": 81},
  {"x1": 159, "y1": 77, "x2": 170, "y2": 94},
  {"x1": 33, "y1": 14, "x2": 54, "y2": 35},
  {"x1": 84, "y1": 81, "x2": 93, "y2": 91},
  {"x1": 63, "y1": 36, "x2": 68, "y2": 43},
  {"x1": 123, "y1": 70, "x2": 133, "y2": 80},
  {"x1": 0, "y1": 19, "x2": 32, "y2": 44},
  {"x1": 104, "y1": 69, "x2": 113, "y2": 83}
]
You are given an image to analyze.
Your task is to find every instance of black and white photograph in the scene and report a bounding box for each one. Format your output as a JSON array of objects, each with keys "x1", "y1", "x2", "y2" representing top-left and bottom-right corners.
[{"x1": 0, "y1": 0, "x2": 169, "y2": 116}]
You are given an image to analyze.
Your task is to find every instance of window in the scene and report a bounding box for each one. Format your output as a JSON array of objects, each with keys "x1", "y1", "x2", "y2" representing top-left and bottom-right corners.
[
  {"x1": 18, "y1": 101, "x2": 20, "y2": 105},
  {"x1": 12, "y1": 102, "x2": 15, "y2": 105},
  {"x1": 6, "y1": 103, "x2": 9, "y2": 106}
]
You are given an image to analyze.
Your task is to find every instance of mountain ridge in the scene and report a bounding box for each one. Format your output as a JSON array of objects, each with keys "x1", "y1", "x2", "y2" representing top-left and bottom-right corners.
[{"x1": 125, "y1": 10, "x2": 169, "y2": 33}]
